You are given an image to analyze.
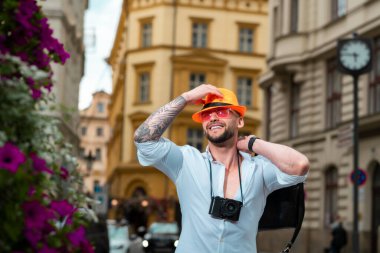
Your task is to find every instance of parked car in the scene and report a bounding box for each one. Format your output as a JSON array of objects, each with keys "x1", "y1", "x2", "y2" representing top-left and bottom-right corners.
[
  {"x1": 141, "y1": 222, "x2": 179, "y2": 253},
  {"x1": 108, "y1": 220, "x2": 130, "y2": 253}
]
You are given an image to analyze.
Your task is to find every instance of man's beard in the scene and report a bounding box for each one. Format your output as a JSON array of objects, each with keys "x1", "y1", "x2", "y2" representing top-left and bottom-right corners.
[{"x1": 205, "y1": 126, "x2": 235, "y2": 144}]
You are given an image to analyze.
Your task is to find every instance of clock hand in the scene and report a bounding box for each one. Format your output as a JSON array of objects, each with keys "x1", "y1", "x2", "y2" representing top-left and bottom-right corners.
[{"x1": 353, "y1": 53, "x2": 358, "y2": 62}]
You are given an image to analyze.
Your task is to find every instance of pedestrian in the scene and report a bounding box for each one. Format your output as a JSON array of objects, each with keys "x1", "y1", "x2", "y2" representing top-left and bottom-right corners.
[
  {"x1": 328, "y1": 218, "x2": 347, "y2": 253},
  {"x1": 134, "y1": 84, "x2": 309, "y2": 253}
]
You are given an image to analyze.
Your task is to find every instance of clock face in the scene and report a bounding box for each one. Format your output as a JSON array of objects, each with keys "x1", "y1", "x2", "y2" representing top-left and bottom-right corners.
[{"x1": 339, "y1": 40, "x2": 371, "y2": 71}]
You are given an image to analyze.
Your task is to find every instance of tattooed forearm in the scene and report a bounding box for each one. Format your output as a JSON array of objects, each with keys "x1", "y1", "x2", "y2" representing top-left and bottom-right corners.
[{"x1": 134, "y1": 96, "x2": 187, "y2": 142}]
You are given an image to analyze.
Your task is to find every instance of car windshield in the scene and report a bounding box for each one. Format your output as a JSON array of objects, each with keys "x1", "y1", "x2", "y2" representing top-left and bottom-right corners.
[
  {"x1": 108, "y1": 225, "x2": 128, "y2": 240},
  {"x1": 149, "y1": 223, "x2": 178, "y2": 234}
]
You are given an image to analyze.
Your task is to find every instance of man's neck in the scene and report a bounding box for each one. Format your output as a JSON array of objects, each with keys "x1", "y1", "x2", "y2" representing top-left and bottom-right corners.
[{"x1": 208, "y1": 140, "x2": 239, "y2": 170}]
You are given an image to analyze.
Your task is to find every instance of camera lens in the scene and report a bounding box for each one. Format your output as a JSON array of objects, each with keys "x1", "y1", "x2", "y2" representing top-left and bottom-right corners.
[{"x1": 222, "y1": 201, "x2": 238, "y2": 216}]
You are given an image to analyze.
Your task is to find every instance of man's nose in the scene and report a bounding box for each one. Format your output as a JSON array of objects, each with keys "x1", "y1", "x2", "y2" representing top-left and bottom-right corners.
[{"x1": 209, "y1": 112, "x2": 219, "y2": 120}]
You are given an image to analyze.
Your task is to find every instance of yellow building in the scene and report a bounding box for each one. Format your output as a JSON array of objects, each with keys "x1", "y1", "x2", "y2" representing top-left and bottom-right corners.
[{"x1": 107, "y1": 0, "x2": 269, "y2": 229}]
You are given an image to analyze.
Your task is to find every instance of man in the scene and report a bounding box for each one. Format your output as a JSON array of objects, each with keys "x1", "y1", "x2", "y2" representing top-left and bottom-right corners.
[
  {"x1": 134, "y1": 84, "x2": 309, "y2": 253},
  {"x1": 329, "y1": 217, "x2": 347, "y2": 253}
]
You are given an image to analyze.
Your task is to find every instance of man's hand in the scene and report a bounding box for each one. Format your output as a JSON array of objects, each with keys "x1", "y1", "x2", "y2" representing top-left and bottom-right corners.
[
  {"x1": 181, "y1": 84, "x2": 223, "y2": 105},
  {"x1": 237, "y1": 136, "x2": 251, "y2": 153}
]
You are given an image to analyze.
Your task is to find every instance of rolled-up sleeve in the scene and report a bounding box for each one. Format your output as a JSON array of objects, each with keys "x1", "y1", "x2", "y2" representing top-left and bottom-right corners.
[
  {"x1": 256, "y1": 155, "x2": 307, "y2": 193},
  {"x1": 135, "y1": 138, "x2": 183, "y2": 182}
]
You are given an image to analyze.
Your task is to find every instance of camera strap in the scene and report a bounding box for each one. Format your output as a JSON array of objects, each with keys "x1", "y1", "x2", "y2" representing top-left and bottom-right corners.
[{"x1": 208, "y1": 150, "x2": 244, "y2": 203}]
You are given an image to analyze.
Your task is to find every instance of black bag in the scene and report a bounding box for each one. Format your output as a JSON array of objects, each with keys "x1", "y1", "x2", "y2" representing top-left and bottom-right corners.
[{"x1": 258, "y1": 183, "x2": 305, "y2": 253}]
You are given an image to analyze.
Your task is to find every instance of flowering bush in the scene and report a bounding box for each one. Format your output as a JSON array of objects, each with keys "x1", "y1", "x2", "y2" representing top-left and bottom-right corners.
[{"x1": 0, "y1": 1, "x2": 94, "y2": 252}]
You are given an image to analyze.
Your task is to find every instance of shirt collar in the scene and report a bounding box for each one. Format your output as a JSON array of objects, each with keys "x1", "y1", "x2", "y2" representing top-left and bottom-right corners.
[{"x1": 203, "y1": 145, "x2": 252, "y2": 162}]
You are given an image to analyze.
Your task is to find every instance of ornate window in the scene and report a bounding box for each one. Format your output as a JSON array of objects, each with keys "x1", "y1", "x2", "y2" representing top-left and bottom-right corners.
[
  {"x1": 187, "y1": 128, "x2": 203, "y2": 152},
  {"x1": 369, "y1": 37, "x2": 380, "y2": 114},
  {"x1": 239, "y1": 28, "x2": 253, "y2": 53},
  {"x1": 290, "y1": 0, "x2": 298, "y2": 33},
  {"x1": 134, "y1": 62, "x2": 154, "y2": 104},
  {"x1": 138, "y1": 72, "x2": 150, "y2": 103},
  {"x1": 191, "y1": 18, "x2": 211, "y2": 48},
  {"x1": 237, "y1": 77, "x2": 253, "y2": 107},
  {"x1": 326, "y1": 58, "x2": 342, "y2": 129},
  {"x1": 97, "y1": 102, "x2": 104, "y2": 113},
  {"x1": 96, "y1": 127, "x2": 103, "y2": 136},
  {"x1": 331, "y1": 0, "x2": 346, "y2": 20},
  {"x1": 95, "y1": 148, "x2": 102, "y2": 161},
  {"x1": 189, "y1": 72, "x2": 206, "y2": 90},
  {"x1": 139, "y1": 17, "x2": 153, "y2": 48},
  {"x1": 325, "y1": 166, "x2": 338, "y2": 227},
  {"x1": 290, "y1": 80, "x2": 300, "y2": 138}
]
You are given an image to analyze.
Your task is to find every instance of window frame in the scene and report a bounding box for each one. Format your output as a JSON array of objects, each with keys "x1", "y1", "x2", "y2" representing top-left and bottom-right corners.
[
  {"x1": 325, "y1": 166, "x2": 339, "y2": 227},
  {"x1": 189, "y1": 72, "x2": 206, "y2": 90},
  {"x1": 190, "y1": 17, "x2": 212, "y2": 49},
  {"x1": 369, "y1": 37, "x2": 380, "y2": 114},
  {"x1": 134, "y1": 62, "x2": 155, "y2": 104},
  {"x1": 232, "y1": 67, "x2": 260, "y2": 109},
  {"x1": 290, "y1": 79, "x2": 301, "y2": 138},
  {"x1": 139, "y1": 17, "x2": 154, "y2": 48},
  {"x1": 326, "y1": 58, "x2": 342, "y2": 129},
  {"x1": 186, "y1": 128, "x2": 204, "y2": 152},
  {"x1": 290, "y1": 0, "x2": 298, "y2": 33},
  {"x1": 331, "y1": 0, "x2": 346, "y2": 20},
  {"x1": 96, "y1": 102, "x2": 104, "y2": 113},
  {"x1": 237, "y1": 76, "x2": 253, "y2": 107},
  {"x1": 236, "y1": 22, "x2": 258, "y2": 53},
  {"x1": 96, "y1": 127, "x2": 103, "y2": 137},
  {"x1": 95, "y1": 148, "x2": 102, "y2": 161},
  {"x1": 81, "y1": 126, "x2": 87, "y2": 136}
]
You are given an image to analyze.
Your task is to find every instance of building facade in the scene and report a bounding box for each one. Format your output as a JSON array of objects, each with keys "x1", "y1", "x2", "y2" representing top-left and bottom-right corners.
[
  {"x1": 39, "y1": 0, "x2": 88, "y2": 152},
  {"x1": 107, "y1": 0, "x2": 269, "y2": 229},
  {"x1": 259, "y1": 0, "x2": 380, "y2": 252},
  {"x1": 78, "y1": 91, "x2": 111, "y2": 195}
]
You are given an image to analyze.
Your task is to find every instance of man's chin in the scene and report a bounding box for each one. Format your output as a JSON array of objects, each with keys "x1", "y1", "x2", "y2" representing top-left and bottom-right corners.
[{"x1": 206, "y1": 132, "x2": 233, "y2": 144}]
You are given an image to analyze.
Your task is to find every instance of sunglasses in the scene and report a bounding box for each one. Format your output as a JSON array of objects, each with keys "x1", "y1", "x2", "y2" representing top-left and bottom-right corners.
[{"x1": 200, "y1": 108, "x2": 235, "y2": 121}]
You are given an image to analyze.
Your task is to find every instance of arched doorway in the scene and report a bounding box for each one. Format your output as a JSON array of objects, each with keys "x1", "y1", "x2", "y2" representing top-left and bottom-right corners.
[{"x1": 372, "y1": 161, "x2": 380, "y2": 253}]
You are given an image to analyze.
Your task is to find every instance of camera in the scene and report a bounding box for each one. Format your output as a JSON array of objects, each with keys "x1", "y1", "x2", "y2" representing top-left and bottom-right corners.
[{"x1": 209, "y1": 196, "x2": 243, "y2": 221}]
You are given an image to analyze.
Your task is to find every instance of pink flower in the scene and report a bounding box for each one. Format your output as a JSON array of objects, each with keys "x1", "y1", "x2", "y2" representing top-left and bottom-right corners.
[
  {"x1": 0, "y1": 142, "x2": 26, "y2": 173},
  {"x1": 67, "y1": 226, "x2": 86, "y2": 247},
  {"x1": 60, "y1": 166, "x2": 69, "y2": 180},
  {"x1": 81, "y1": 239, "x2": 95, "y2": 253},
  {"x1": 22, "y1": 201, "x2": 56, "y2": 247},
  {"x1": 50, "y1": 200, "x2": 75, "y2": 217},
  {"x1": 24, "y1": 228, "x2": 43, "y2": 247},
  {"x1": 30, "y1": 153, "x2": 53, "y2": 174},
  {"x1": 27, "y1": 186, "x2": 36, "y2": 197},
  {"x1": 38, "y1": 245, "x2": 59, "y2": 253},
  {"x1": 22, "y1": 201, "x2": 54, "y2": 229},
  {"x1": 30, "y1": 88, "x2": 42, "y2": 100}
]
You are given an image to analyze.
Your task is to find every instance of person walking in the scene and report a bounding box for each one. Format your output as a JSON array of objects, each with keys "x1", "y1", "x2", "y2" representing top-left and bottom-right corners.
[
  {"x1": 329, "y1": 219, "x2": 348, "y2": 253},
  {"x1": 134, "y1": 84, "x2": 309, "y2": 253}
]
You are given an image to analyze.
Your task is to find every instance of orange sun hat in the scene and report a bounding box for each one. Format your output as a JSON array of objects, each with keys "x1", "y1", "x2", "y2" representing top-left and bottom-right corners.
[{"x1": 192, "y1": 88, "x2": 247, "y2": 123}]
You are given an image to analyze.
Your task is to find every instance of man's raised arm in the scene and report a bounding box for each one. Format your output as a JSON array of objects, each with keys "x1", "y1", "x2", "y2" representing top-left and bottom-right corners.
[
  {"x1": 134, "y1": 84, "x2": 223, "y2": 143},
  {"x1": 134, "y1": 96, "x2": 187, "y2": 143}
]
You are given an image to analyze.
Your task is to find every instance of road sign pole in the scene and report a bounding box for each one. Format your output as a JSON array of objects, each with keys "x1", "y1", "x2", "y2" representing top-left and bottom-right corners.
[{"x1": 352, "y1": 74, "x2": 359, "y2": 253}]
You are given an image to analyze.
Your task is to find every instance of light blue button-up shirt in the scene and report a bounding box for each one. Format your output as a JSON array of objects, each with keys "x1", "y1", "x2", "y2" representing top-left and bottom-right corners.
[{"x1": 135, "y1": 138, "x2": 306, "y2": 253}]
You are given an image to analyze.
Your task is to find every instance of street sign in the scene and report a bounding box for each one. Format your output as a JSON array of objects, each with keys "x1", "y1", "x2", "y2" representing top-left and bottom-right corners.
[{"x1": 350, "y1": 168, "x2": 367, "y2": 186}]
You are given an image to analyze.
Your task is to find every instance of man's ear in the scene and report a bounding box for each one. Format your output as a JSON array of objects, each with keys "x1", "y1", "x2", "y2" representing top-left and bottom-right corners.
[{"x1": 237, "y1": 117, "x2": 244, "y2": 128}]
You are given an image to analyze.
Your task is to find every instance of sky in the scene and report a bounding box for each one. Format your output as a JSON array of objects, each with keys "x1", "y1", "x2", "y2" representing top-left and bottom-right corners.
[{"x1": 78, "y1": 0, "x2": 123, "y2": 110}]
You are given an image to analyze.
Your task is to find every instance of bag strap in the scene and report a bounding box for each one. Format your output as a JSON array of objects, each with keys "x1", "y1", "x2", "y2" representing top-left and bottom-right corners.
[{"x1": 280, "y1": 183, "x2": 305, "y2": 253}]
